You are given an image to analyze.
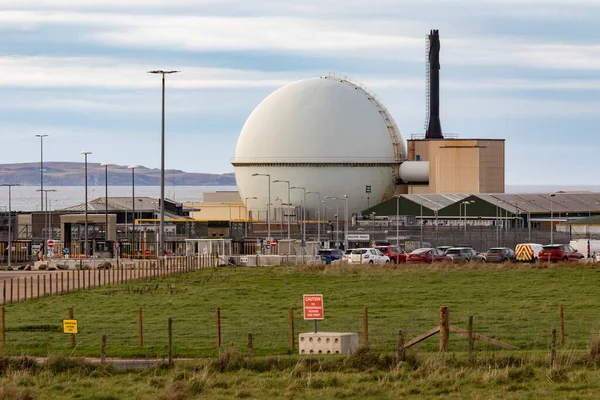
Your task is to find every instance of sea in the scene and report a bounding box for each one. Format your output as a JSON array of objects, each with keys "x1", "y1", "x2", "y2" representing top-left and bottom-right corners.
[{"x1": 0, "y1": 184, "x2": 599, "y2": 212}]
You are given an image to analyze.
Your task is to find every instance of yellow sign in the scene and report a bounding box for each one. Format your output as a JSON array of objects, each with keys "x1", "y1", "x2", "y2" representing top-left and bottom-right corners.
[{"x1": 63, "y1": 319, "x2": 78, "y2": 334}]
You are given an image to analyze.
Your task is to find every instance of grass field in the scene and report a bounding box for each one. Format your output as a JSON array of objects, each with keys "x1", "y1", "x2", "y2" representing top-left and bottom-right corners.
[{"x1": 2, "y1": 263, "x2": 600, "y2": 359}]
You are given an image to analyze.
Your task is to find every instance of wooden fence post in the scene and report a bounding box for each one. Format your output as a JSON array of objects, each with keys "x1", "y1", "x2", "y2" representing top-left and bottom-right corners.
[
  {"x1": 440, "y1": 306, "x2": 449, "y2": 352},
  {"x1": 468, "y1": 316, "x2": 474, "y2": 364},
  {"x1": 88, "y1": 269, "x2": 91, "y2": 289},
  {"x1": 138, "y1": 307, "x2": 144, "y2": 347},
  {"x1": 397, "y1": 329, "x2": 405, "y2": 361},
  {"x1": 551, "y1": 328, "x2": 557, "y2": 366},
  {"x1": 61, "y1": 272, "x2": 64, "y2": 294},
  {"x1": 560, "y1": 305, "x2": 565, "y2": 349},
  {"x1": 2, "y1": 281, "x2": 4, "y2": 306},
  {"x1": 289, "y1": 308, "x2": 295, "y2": 353},
  {"x1": 216, "y1": 307, "x2": 221, "y2": 350},
  {"x1": 9, "y1": 279, "x2": 13, "y2": 303},
  {"x1": 24, "y1": 278, "x2": 27, "y2": 301},
  {"x1": 69, "y1": 307, "x2": 75, "y2": 347},
  {"x1": 101, "y1": 334, "x2": 107, "y2": 365},
  {"x1": 363, "y1": 307, "x2": 369, "y2": 347},
  {"x1": 168, "y1": 317, "x2": 173, "y2": 365},
  {"x1": 66, "y1": 271, "x2": 70, "y2": 293},
  {"x1": 248, "y1": 332, "x2": 253, "y2": 361},
  {"x1": 0, "y1": 307, "x2": 5, "y2": 345},
  {"x1": 43, "y1": 276, "x2": 46, "y2": 297},
  {"x1": 30, "y1": 277, "x2": 33, "y2": 298}
]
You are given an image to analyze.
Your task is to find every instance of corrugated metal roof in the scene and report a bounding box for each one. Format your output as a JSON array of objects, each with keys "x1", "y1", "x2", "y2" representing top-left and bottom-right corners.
[
  {"x1": 402, "y1": 194, "x2": 468, "y2": 211},
  {"x1": 475, "y1": 193, "x2": 600, "y2": 214}
]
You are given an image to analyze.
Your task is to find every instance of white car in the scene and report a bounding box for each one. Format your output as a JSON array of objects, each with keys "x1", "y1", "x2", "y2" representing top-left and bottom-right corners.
[
  {"x1": 349, "y1": 248, "x2": 390, "y2": 264},
  {"x1": 342, "y1": 249, "x2": 354, "y2": 264}
]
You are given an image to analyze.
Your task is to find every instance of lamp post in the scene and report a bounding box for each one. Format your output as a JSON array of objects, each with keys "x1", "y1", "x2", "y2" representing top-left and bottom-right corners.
[
  {"x1": 343, "y1": 195, "x2": 349, "y2": 250},
  {"x1": 324, "y1": 196, "x2": 339, "y2": 248},
  {"x1": 306, "y1": 191, "x2": 321, "y2": 245},
  {"x1": 461, "y1": 200, "x2": 475, "y2": 243},
  {"x1": 395, "y1": 195, "x2": 400, "y2": 246},
  {"x1": 244, "y1": 197, "x2": 257, "y2": 237},
  {"x1": 35, "y1": 134, "x2": 48, "y2": 213},
  {"x1": 252, "y1": 173, "x2": 271, "y2": 242},
  {"x1": 128, "y1": 165, "x2": 137, "y2": 253},
  {"x1": 148, "y1": 70, "x2": 180, "y2": 256},
  {"x1": 273, "y1": 180, "x2": 291, "y2": 240},
  {"x1": 550, "y1": 193, "x2": 556, "y2": 245},
  {"x1": 100, "y1": 163, "x2": 110, "y2": 241},
  {"x1": 1, "y1": 184, "x2": 20, "y2": 268},
  {"x1": 37, "y1": 189, "x2": 57, "y2": 244},
  {"x1": 291, "y1": 186, "x2": 306, "y2": 248},
  {"x1": 81, "y1": 151, "x2": 92, "y2": 257}
]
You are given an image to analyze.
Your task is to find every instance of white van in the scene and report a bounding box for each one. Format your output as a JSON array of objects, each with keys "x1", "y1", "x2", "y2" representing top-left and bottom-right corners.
[
  {"x1": 570, "y1": 239, "x2": 600, "y2": 259},
  {"x1": 515, "y1": 243, "x2": 544, "y2": 262}
]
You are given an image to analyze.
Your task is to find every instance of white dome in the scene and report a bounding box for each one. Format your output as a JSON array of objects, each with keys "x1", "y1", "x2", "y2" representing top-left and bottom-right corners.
[
  {"x1": 234, "y1": 77, "x2": 406, "y2": 163},
  {"x1": 233, "y1": 77, "x2": 405, "y2": 222}
]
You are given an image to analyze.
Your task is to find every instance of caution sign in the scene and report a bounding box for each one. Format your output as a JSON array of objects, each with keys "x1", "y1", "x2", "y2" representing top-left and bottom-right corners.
[
  {"x1": 515, "y1": 244, "x2": 534, "y2": 261},
  {"x1": 303, "y1": 294, "x2": 324, "y2": 320},
  {"x1": 63, "y1": 319, "x2": 78, "y2": 334}
]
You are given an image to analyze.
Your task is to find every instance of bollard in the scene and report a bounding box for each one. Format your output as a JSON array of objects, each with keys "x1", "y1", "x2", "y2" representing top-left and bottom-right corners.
[
  {"x1": 363, "y1": 307, "x2": 369, "y2": 347},
  {"x1": 440, "y1": 306, "x2": 449, "y2": 353},
  {"x1": 551, "y1": 328, "x2": 557, "y2": 366}
]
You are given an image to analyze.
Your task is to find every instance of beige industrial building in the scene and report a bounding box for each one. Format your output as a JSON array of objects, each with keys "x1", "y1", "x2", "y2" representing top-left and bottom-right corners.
[
  {"x1": 186, "y1": 191, "x2": 247, "y2": 221},
  {"x1": 398, "y1": 138, "x2": 505, "y2": 195}
]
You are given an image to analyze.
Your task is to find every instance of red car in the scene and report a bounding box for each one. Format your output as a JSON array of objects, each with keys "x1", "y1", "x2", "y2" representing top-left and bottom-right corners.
[
  {"x1": 538, "y1": 245, "x2": 584, "y2": 262},
  {"x1": 406, "y1": 248, "x2": 450, "y2": 264},
  {"x1": 375, "y1": 246, "x2": 407, "y2": 264}
]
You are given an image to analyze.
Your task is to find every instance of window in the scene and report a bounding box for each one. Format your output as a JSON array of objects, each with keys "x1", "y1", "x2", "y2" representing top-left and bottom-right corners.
[{"x1": 370, "y1": 250, "x2": 377, "y2": 255}]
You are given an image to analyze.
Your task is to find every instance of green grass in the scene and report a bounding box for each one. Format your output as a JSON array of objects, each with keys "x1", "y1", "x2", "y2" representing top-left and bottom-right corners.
[
  {"x1": 1, "y1": 350, "x2": 600, "y2": 399},
  {"x1": 2, "y1": 263, "x2": 600, "y2": 358}
]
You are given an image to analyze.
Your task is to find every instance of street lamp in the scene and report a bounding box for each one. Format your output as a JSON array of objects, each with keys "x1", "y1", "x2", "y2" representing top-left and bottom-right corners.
[
  {"x1": 306, "y1": 191, "x2": 321, "y2": 245},
  {"x1": 461, "y1": 200, "x2": 475, "y2": 242},
  {"x1": 291, "y1": 187, "x2": 307, "y2": 248},
  {"x1": 128, "y1": 165, "x2": 137, "y2": 253},
  {"x1": 35, "y1": 134, "x2": 48, "y2": 213},
  {"x1": 550, "y1": 193, "x2": 556, "y2": 245},
  {"x1": 343, "y1": 195, "x2": 349, "y2": 250},
  {"x1": 324, "y1": 196, "x2": 339, "y2": 248},
  {"x1": 244, "y1": 197, "x2": 257, "y2": 237},
  {"x1": 81, "y1": 151, "x2": 92, "y2": 257},
  {"x1": 148, "y1": 69, "x2": 180, "y2": 256},
  {"x1": 37, "y1": 189, "x2": 57, "y2": 244},
  {"x1": 252, "y1": 173, "x2": 271, "y2": 241},
  {"x1": 273, "y1": 180, "x2": 291, "y2": 240},
  {"x1": 100, "y1": 163, "x2": 110, "y2": 241},
  {"x1": 1, "y1": 184, "x2": 20, "y2": 268}
]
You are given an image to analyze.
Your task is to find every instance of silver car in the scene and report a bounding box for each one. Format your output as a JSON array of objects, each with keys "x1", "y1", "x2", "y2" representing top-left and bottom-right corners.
[{"x1": 445, "y1": 247, "x2": 478, "y2": 263}]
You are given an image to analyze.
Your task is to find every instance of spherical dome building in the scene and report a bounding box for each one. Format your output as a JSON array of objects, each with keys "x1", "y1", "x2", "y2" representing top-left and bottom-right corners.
[{"x1": 233, "y1": 76, "x2": 406, "y2": 223}]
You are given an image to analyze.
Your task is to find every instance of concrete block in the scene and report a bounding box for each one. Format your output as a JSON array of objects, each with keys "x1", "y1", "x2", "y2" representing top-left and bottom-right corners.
[{"x1": 299, "y1": 332, "x2": 359, "y2": 355}]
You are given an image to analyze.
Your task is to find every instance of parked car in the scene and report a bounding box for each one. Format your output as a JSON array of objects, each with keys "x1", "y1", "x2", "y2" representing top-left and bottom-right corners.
[
  {"x1": 317, "y1": 249, "x2": 344, "y2": 264},
  {"x1": 349, "y1": 248, "x2": 390, "y2": 264},
  {"x1": 375, "y1": 245, "x2": 407, "y2": 263},
  {"x1": 341, "y1": 249, "x2": 354, "y2": 264},
  {"x1": 515, "y1": 243, "x2": 544, "y2": 263},
  {"x1": 538, "y1": 244, "x2": 584, "y2": 262},
  {"x1": 482, "y1": 247, "x2": 516, "y2": 263},
  {"x1": 445, "y1": 247, "x2": 478, "y2": 263},
  {"x1": 437, "y1": 246, "x2": 454, "y2": 254},
  {"x1": 407, "y1": 248, "x2": 450, "y2": 263}
]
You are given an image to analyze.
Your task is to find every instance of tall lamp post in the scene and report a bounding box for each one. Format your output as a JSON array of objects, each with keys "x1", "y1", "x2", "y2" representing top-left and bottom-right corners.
[
  {"x1": 81, "y1": 151, "x2": 92, "y2": 257},
  {"x1": 244, "y1": 197, "x2": 257, "y2": 237},
  {"x1": 35, "y1": 134, "x2": 48, "y2": 213},
  {"x1": 252, "y1": 173, "x2": 271, "y2": 241},
  {"x1": 37, "y1": 189, "x2": 57, "y2": 244},
  {"x1": 324, "y1": 196, "x2": 339, "y2": 248},
  {"x1": 306, "y1": 191, "x2": 321, "y2": 245},
  {"x1": 291, "y1": 187, "x2": 307, "y2": 248},
  {"x1": 100, "y1": 163, "x2": 110, "y2": 241},
  {"x1": 343, "y1": 195, "x2": 349, "y2": 250},
  {"x1": 148, "y1": 70, "x2": 180, "y2": 256},
  {"x1": 273, "y1": 180, "x2": 291, "y2": 240},
  {"x1": 1, "y1": 184, "x2": 20, "y2": 268},
  {"x1": 461, "y1": 200, "x2": 475, "y2": 243},
  {"x1": 395, "y1": 195, "x2": 400, "y2": 246},
  {"x1": 128, "y1": 165, "x2": 137, "y2": 252},
  {"x1": 550, "y1": 193, "x2": 556, "y2": 245}
]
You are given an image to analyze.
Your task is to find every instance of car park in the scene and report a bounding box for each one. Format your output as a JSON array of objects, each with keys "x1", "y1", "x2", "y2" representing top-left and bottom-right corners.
[
  {"x1": 538, "y1": 244, "x2": 584, "y2": 262},
  {"x1": 444, "y1": 247, "x2": 478, "y2": 263},
  {"x1": 317, "y1": 249, "x2": 344, "y2": 264},
  {"x1": 515, "y1": 243, "x2": 544, "y2": 263},
  {"x1": 375, "y1": 245, "x2": 407, "y2": 263},
  {"x1": 349, "y1": 248, "x2": 390, "y2": 264},
  {"x1": 406, "y1": 248, "x2": 449, "y2": 263},
  {"x1": 482, "y1": 247, "x2": 516, "y2": 263}
]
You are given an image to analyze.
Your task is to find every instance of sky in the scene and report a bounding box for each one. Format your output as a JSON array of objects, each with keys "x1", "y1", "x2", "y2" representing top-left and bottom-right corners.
[{"x1": 1, "y1": 0, "x2": 599, "y2": 184}]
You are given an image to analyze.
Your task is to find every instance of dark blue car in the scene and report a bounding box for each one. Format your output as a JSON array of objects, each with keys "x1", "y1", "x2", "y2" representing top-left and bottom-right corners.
[{"x1": 317, "y1": 249, "x2": 344, "y2": 264}]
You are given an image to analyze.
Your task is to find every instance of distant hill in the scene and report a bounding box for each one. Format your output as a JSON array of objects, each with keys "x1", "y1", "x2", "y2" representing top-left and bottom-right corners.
[{"x1": 0, "y1": 162, "x2": 236, "y2": 186}]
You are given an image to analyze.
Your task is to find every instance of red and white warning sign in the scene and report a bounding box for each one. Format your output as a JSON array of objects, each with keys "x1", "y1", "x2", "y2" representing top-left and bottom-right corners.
[
  {"x1": 47, "y1": 239, "x2": 55, "y2": 248},
  {"x1": 303, "y1": 294, "x2": 324, "y2": 320}
]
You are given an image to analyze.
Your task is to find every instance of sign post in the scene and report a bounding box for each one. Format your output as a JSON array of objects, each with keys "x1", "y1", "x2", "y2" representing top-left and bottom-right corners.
[
  {"x1": 303, "y1": 294, "x2": 324, "y2": 333},
  {"x1": 47, "y1": 239, "x2": 55, "y2": 260}
]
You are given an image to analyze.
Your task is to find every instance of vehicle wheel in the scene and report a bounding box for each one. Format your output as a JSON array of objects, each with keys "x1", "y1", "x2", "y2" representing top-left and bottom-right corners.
[
  {"x1": 562, "y1": 256, "x2": 568, "y2": 262},
  {"x1": 392, "y1": 258, "x2": 397, "y2": 264},
  {"x1": 385, "y1": 260, "x2": 390, "y2": 264},
  {"x1": 369, "y1": 261, "x2": 374, "y2": 264}
]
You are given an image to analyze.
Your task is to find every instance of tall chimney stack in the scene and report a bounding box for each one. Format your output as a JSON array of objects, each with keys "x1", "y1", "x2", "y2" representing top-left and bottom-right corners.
[{"x1": 425, "y1": 29, "x2": 443, "y2": 139}]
